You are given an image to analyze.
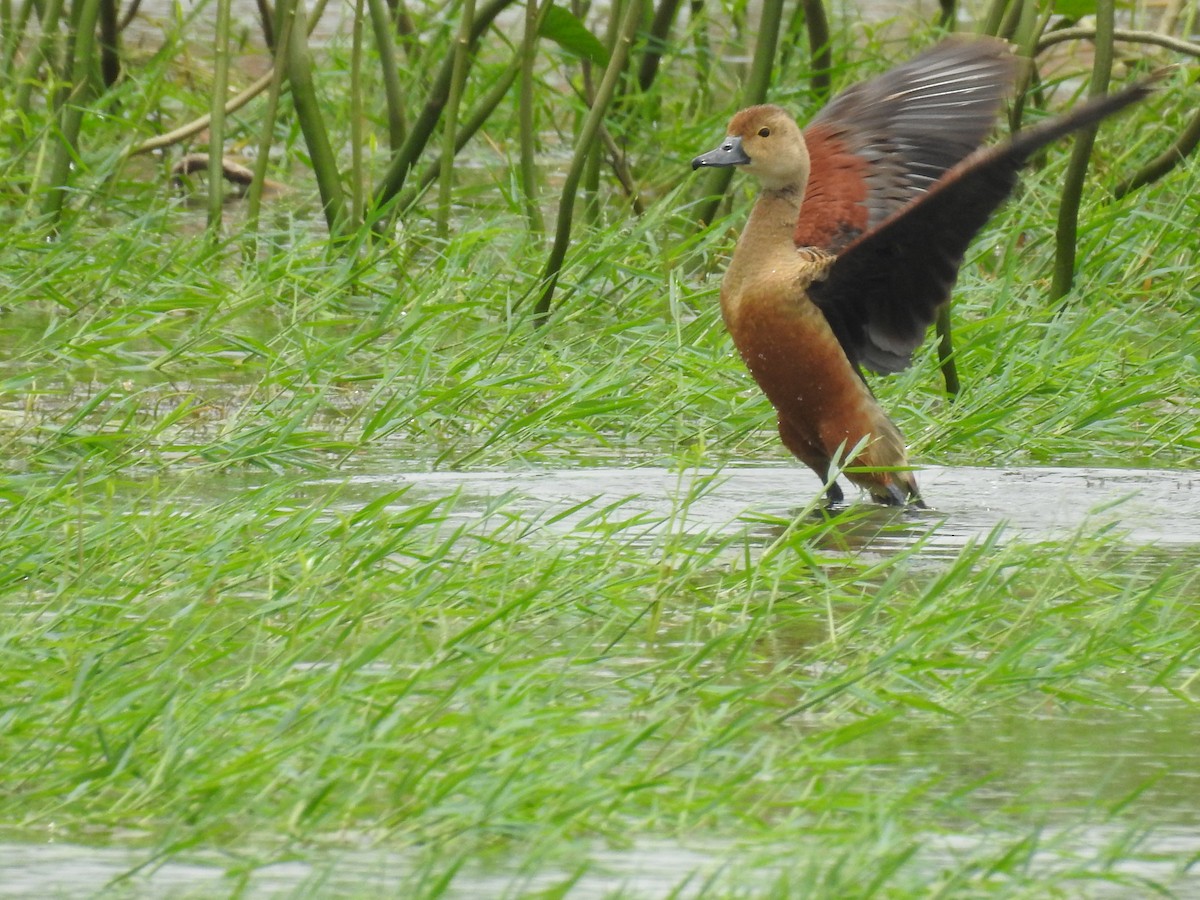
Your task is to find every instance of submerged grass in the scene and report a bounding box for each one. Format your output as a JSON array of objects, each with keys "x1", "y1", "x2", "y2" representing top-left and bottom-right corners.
[
  {"x1": 2, "y1": 14, "x2": 1199, "y2": 898},
  {"x1": 2, "y1": 465, "x2": 1198, "y2": 893}
]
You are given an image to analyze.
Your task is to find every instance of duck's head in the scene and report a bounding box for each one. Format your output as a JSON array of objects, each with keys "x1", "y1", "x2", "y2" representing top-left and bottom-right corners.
[{"x1": 691, "y1": 105, "x2": 809, "y2": 192}]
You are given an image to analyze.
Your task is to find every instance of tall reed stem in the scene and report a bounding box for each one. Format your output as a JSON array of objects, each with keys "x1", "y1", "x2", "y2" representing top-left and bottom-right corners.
[
  {"x1": 286, "y1": 0, "x2": 348, "y2": 235},
  {"x1": 98, "y1": 0, "x2": 119, "y2": 86},
  {"x1": 803, "y1": 0, "x2": 830, "y2": 102},
  {"x1": 368, "y1": 0, "x2": 407, "y2": 149},
  {"x1": 247, "y1": 0, "x2": 297, "y2": 230},
  {"x1": 695, "y1": 0, "x2": 785, "y2": 226},
  {"x1": 1050, "y1": 0, "x2": 1114, "y2": 301},
  {"x1": 532, "y1": 0, "x2": 645, "y2": 324},
  {"x1": 208, "y1": 0, "x2": 233, "y2": 234},
  {"x1": 350, "y1": 0, "x2": 366, "y2": 220},
  {"x1": 637, "y1": 0, "x2": 681, "y2": 91},
  {"x1": 1008, "y1": 2, "x2": 1052, "y2": 133},
  {"x1": 438, "y1": 0, "x2": 477, "y2": 239},
  {"x1": 0, "y1": 0, "x2": 14, "y2": 73},
  {"x1": 979, "y1": 0, "x2": 1010, "y2": 36},
  {"x1": 39, "y1": 0, "x2": 101, "y2": 226},
  {"x1": 518, "y1": 0, "x2": 546, "y2": 237},
  {"x1": 14, "y1": 0, "x2": 66, "y2": 122},
  {"x1": 395, "y1": 55, "x2": 520, "y2": 210},
  {"x1": 371, "y1": 0, "x2": 516, "y2": 214}
]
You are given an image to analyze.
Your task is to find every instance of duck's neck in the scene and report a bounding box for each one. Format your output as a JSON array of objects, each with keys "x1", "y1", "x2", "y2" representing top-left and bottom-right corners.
[{"x1": 721, "y1": 183, "x2": 805, "y2": 315}]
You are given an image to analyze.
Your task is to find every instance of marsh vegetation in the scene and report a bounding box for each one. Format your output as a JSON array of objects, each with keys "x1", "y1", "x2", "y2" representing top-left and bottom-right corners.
[{"x1": 1, "y1": 0, "x2": 1199, "y2": 893}]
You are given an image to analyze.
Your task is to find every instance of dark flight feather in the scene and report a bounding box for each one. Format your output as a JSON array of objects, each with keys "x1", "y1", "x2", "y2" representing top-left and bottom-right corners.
[{"x1": 809, "y1": 78, "x2": 1158, "y2": 374}]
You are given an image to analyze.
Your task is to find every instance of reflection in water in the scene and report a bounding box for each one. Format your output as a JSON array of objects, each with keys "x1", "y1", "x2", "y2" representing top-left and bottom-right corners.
[{"x1": 855, "y1": 691, "x2": 1200, "y2": 825}]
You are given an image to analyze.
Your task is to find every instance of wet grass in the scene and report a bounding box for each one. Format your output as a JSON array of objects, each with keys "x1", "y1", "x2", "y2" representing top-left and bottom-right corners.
[
  {"x1": 3, "y1": 25, "x2": 1200, "y2": 900},
  {"x1": 3, "y1": 466, "x2": 1199, "y2": 894}
]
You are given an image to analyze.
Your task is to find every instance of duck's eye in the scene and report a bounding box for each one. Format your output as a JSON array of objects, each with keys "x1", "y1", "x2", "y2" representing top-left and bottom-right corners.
[{"x1": 758, "y1": 127, "x2": 771, "y2": 137}]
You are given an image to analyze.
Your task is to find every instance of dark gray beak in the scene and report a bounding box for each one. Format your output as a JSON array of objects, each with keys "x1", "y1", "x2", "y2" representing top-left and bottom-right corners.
[{"x1": 691, "y1": 135, "x2": 750, "y2": 170}]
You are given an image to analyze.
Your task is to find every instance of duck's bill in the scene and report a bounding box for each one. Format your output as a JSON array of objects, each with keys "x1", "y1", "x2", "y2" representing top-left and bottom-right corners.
[{"x1": 691, "y1": 136, "x2": 750, "y2": 170}]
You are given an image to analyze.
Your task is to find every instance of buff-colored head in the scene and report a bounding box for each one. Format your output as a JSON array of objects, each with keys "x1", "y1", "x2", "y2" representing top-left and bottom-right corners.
[{"x1": 692, "y1": 105, "x2": 810, "y2": 192}]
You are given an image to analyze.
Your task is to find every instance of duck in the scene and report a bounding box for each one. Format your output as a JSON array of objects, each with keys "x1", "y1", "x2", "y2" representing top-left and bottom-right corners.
[{"x1": 693, "y1": 38, "x2": 1156, "y2": 506}]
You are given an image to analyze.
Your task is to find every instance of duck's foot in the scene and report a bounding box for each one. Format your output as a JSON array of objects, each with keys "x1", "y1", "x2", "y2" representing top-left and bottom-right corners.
[
  {"x1": 825, "y1": 481, "x2": 845, "y2": 507},
  {"x1": 876, "y1": 482, "x2": 926, "y2": 508}
]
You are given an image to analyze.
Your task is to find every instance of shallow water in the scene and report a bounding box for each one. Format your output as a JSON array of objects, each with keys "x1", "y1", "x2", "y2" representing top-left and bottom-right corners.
[
  {"x1": 3, "y1": 463, "x2": 1197, "y2": 897},
  {"x1": 324, "y1": 463, "x2": 1200, "y2": 554},
  {"x1": 4, "y1": 831, "x2": 1198, "y2": 898}
]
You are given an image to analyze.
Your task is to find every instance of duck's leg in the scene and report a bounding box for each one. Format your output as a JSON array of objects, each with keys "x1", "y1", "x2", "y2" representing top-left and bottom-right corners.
[
  {"x1": 875, "y1": 480, "x2": 914, "y2": 507},
  {"x1": 813, "y1": 402, "x2": 925, "y2": 508},
  {"x1": 842, "y1": 442, "x2": 925, "y2": 508},
  {"x1": 826, "y1": 481, "x2": 845, "y2": 506},
  {"x1": 777, "y1": 414, "x2": 842, "y2": 504}
]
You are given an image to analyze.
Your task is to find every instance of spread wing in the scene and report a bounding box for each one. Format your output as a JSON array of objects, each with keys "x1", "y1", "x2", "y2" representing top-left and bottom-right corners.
[
  {"x1": 796, "y1": 37, "x2": 1019, "y2": 253},
  {"x1": 809, "y1": 79, "x2": 1158, "y2": 374}
]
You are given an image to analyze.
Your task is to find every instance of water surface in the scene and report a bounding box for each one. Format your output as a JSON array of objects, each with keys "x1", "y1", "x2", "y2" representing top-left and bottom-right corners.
[{"x1": 326, "y1": 463, "x2": 1200, "y2": 553}]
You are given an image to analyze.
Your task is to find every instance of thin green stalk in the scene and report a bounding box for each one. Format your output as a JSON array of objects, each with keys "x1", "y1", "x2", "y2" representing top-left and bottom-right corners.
[
  {"x1": 13, "y1": 0, "x2": 66, "y2": 121},
  {"x1": 1158, "y1": 0, "x2": 1182, "y2": 33},
  {"x1": 1180, "y1": 0, "x2": 1196, "y2": 34},
  {"x1": 937, "y1": 0, "x2": 956, "y2": 30},
  {"x1": 995, "y1": 0, "x2": 1025, "y2": 42},
  {"x1": 39, "y1": 0, "x2": 101, "y2": 226},
  {"x1": 935, "y1": 304, "x2": 959, "y2": 397},
  {"x1": 1010, "y1": 0, "x2": 1040, "y2": 64},
  {"x1": 803, "y1": 0, "x2": 830, "y2": 102},
  {"x1": 371, "y1": 0, "x2": 516, "y2": 215},
  {"x1": 582, "y1": 135, "x2": 602, "y2": 225},
  {"x1": 688, "y1": 0, "x2": 710, "y2": 115},
  {"x1": 1008, "y1": 2, "x2": 1053, "y2": 133},
  {"x1": 518, "y1": 0, "x2": 545, "y2": 237},
  {"x1": 531, "y1": 0, "x2": 645, "y2": 324},
  {"x1": 582, "y1": 0, "x2": 619, "y2": 225},
  {"x1": 396, "y1": 57, "x2": 519, "y2": 210},
  {"x1": 98, "y1": 0, "x2": 119, "y2": 86},
  {"x1": 350, "y1": 0, "x2": 366, "y2": 220},
  {"x1": 438, "y1": 0, "x2": 477, "y2": 239},
  {"x1": 53, "y1": 0, "x2": 86, "y2": 114},
  {"x1": 286, "y1": 0, "x2": 348, "y2": 236},
  {"x1": 742, "y1": 0, "x2": 783, "y2": 115},
  {"x1": 246, "y1": 0, "x2": 297, "y2": 230},
  {"x1": 1, "y1": 0, "x2": 32, "y2": 74},
  {"x1": 637, "y1": 0, "x2": 681, "y2": 91},
  {"x1": 393, "y1": 0, "x2": 417, "y2": 49},
  {"x1": 1050, "y1": 0, "x2": 1114, "y2": 302},
  {"x1": 368, "y1": 0, "x2": 407, "y2": 150},
  {"x1": 254, "y1": 0, "x2": 275, "y2": 49},
  {"x1": 116, "y1": 0, "x2": 144, "y2": 31},
  {"x1": 978, "y1": 0, "x2": 1010, "y2": 36},
  {"x1": 0, "y1": 0, "x2": 11, "y2": 72},
  {"x1": 695, "y1": 0, "x2": 785, "y2": 227},
  {"x1": 208, "y1": 0, "x2": 232, "y2": 234},
  {"x1": 125, "y1": 0, "x2": 331, "y2": 158}
]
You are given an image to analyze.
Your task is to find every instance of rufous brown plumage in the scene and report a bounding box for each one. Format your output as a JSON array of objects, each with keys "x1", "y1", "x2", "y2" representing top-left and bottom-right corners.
[{"x1": 693, "y1": 38, "x2": 1156, "y2": 505}]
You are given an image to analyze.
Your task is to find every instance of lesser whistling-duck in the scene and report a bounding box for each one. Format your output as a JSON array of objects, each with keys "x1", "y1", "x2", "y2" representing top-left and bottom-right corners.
[{"x1": 693, "y1": 38, "x2": 1156, "y2": 506}]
